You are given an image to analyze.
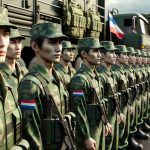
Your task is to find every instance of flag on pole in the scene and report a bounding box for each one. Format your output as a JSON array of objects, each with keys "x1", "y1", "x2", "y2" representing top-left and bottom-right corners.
[{"x1": 109, "y1": 12, "x2": 125, "y2": 39}]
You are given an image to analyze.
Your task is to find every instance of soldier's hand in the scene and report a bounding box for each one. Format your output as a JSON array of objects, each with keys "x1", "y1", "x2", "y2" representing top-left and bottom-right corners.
[
  {"x1": 129, "y1": 106, "x2": 134, "y2": 114},
  {"x1": 105, "y1": 123, "x2": 112, "y2": 136},
  {"x1": 84, "y1": 138, "x2": 96, "y2": 150},
  {"x1": 120, "y1": 113, "x2": 125, "y2": 123},
  {"x1": 117, "y1": 114, "x2": 121, "y2": 124}
]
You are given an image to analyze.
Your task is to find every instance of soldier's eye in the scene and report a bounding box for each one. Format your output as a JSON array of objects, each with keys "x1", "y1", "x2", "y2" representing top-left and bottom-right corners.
[{"x1": 3, "y1": 31, "x2": 10, "y2": 36}]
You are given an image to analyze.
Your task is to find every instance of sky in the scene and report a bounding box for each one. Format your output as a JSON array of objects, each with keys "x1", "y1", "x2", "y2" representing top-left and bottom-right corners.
[{"x1": 106, "y1": 0, "x2": 150, "y2": 14}]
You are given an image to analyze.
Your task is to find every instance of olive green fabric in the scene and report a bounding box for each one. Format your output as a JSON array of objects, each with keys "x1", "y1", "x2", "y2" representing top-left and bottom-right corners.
[
  {"x1": 97, "y1": 65, "x2": 119, "y2": 150},
  {"x1": 127, "y1": 47, "x2": 137, "y2": 55},
  {"x1": 0, "y1": 7, "x2": 17, "y2": 28},
  {"x1": 10, "y1": 29, "x2": 25, "y2": 40},
  {"x1": 135, "y1": 49, "x2": 142, "y2": 56},
  {"x1": 123, "y1": 64, "x2": 138, "y2": 134},
  {"x1": 31, "y1": 22, "x2": 67, "y2": 41},
  {"x1": 115, "y1": 45, "x2": 128, "y2": 53},
  {"x1": 101, "y1": 41, "x2": 117, "y2": 51},
  {"x1": 62, "y1": 41, "x2": 76, "y2": 49},
  {"x1": 0, "y1": 63, "x2": 26, "y2": 149},
  {"x1": 141, "y1": 51, "x2": 147, "y2": 57},
  {"x1": 112, "y1": 64, "x2": 130, "y2": 149},
  {"x1": 78, "y1": 37, "x2": 103, "y2": 49},
  {"x1": 18, "y1": 64, "x2": 70, "y2": 150},
  {"x1": 54, "y1": 63, "x2": 76, "y2": 89},
  {"x1": 69, "y1": 64, "x2": 104, "y2": 150}
]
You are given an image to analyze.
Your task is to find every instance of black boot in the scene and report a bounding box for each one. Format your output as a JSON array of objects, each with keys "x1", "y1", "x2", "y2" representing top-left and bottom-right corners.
[
  {"x1": 134, "y1": 128, "x2": 150, "y2": 139},
  {"x1": 142, "y1": 122, "x2": 150, "y2": 132},
  {"x1": 128, "y1": 134, "x2": 143, "y2": 150}
]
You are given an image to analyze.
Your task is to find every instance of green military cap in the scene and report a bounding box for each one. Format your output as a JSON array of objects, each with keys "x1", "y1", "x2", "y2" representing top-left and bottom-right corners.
[
  {"x1": 100, "y1": 41, "x2": 117, "y2": 51},
  {"x1": 10, "y1": 29, "x2": 25, "y2": 40},
  {"x1": 135, "y1": 49, "x2": 142, "y2": 56},
  {"x1": 127, "y1": 47, "x2": 137, "y2": 55},
  {"x1": 31, "y1": 22, "x2": 67, "y2": 40},
  {"x1": 146, "y1": 52, "x2": 150, "y2": 57},
  {"x1": 62, "y1": 41, "x2": 76, "y2": 50},
  {"x1": 78, "y1": 37, "x2": 103, "y2": 49},
  {"x1": 115, "y1": 45, "x2": 128, "y2": 53},
  {"x1": 0, "y1": 7, "x2": 17, "y2": 29},
  {"x1": 141, "y1": 51, "x2": 147, "y2": 57}
]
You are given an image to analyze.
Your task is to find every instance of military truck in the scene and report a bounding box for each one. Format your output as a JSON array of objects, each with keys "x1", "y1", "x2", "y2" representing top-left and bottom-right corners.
[
  {"x1": 111, "y1": 9, "x2": 150, "y2": 51},
  {"x1": 0, "y1": 0, "x2": 105, "y2": 67}
]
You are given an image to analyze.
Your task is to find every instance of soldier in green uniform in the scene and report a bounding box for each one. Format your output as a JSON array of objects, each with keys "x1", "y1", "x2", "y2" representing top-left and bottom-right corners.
[
  {"x1": 125, "y1": 47, "x2": 143, "y2": 150},
  {"x1": 133, "y1": 49, "x2": 150, "y2": 140},
  {"x1": 0, "y1": 7, "x2": 29, "y2": 150},
  {"x1": 70, "y1": 37, "x2": 111, "y2": 150},
  {"x1": 112, "y1": 45, "x2": 132, "y2": 149},
  {"x1": 55, "y1": 40, "x2": 76, "y2": 89},
  {"x1": 140, "y1": 51, "x2": 150, "y2": 132},
  {"x1": 146, "y1": 52, "x2": 150, "y2": 126},
  {"x1": 18, "y1": 22, "x2": 76, "y2": 150},
  {"x1": 97, "y1": 41, "x2": 125, "y2": 150},
  {"x1": 0, "y1": 28, "x2": 27, "y2": 87}
]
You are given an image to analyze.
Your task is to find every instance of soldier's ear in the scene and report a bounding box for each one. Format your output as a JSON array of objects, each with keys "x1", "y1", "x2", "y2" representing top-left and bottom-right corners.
[
  {"x1": 81, "y1": 50, "x2": 87, "y2": 58},
  {"x1": 101, "y1": 53, "x2": 105, "y2": 59},
  {"x1": 31, "y1": 41, "x2": 38, "y2": 52}
]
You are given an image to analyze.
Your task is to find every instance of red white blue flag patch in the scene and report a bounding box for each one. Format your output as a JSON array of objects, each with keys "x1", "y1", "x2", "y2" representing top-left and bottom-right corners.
[
  {"x1": 20, "y1": 100, "x2": 36, "y2": 110},
  {"x1": 72, "y1": 90, "x2": 84, "y2": 96}
]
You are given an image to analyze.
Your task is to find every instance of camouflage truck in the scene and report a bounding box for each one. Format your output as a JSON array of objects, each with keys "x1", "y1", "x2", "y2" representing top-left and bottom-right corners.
[
  {"x1": 0, "y1": 0, "x2": 105, "y2": 67},
  {"x1": 110, "y1": 9, "x2": 150, "y2": 51}
]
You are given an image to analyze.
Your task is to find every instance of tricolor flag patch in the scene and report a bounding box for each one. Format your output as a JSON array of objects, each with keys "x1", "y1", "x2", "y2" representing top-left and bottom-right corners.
[
  {"x1": 72, "y1": 90, "x2": 84, "y2": 96},
  {"x1": 20, "y1": 100, "x2": 36, "y2": 110}
]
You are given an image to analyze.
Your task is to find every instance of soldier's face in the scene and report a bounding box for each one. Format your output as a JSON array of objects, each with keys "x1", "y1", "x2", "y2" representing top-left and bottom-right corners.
[
  {"x1": 61, "y1": 49, "x2": 75, "y2": 62},
  {"x1": 7, "y1": 38, "x2": 22, "y2": 60},
  {"x1": 0, "y1": 27, "x2": 10, "y2": 63},
  {"x1": 136, "y1": 56, "x2": 142, "y2": 64},
  {"x1": 118, "y1": 53, "x2": 129, "y2": 64},
  {"x1": 85, "y1": 48, "x2": 102, "y2": 65},
  {"x1": 142, "y1": 57, "x2": 147, "y2": 64},
  {"x1": 104, "y1": 51, "x2": 116, "y2": 65},
  {"x1": 38, "y1": 38, "x2": 62, "y2": 63},
  {"x1": 128, "y1": 54, "x2": 136, "y2": 64}
]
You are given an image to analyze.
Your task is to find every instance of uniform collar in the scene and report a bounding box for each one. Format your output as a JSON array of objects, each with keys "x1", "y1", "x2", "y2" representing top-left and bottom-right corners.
[
  {"x1": 32, "y1": 64, "x2": 60, "y2": 84},
  {"x1": 79, "y1": 64, "x2": 97, "y2": 79}
]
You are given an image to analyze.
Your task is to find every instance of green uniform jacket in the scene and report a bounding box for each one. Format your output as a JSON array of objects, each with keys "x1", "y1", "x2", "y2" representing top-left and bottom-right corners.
[
  {"x1": 69, "y1": 64, "x2": 103, "y2": 150},
  {"x1": 54, "y1": 63, "x2": 76, "y2": 89},
  {"x1": 18, "y1": 64, "x2": 69, "y2": 150},
  {"x1": 0, "y1": 63, "x2": 26, "y2": 149}
]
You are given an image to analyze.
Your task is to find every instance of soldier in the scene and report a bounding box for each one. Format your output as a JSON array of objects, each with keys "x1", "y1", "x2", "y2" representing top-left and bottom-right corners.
[
  {"x1": 0, "y1": 28, "x2": 27, "y2": 87},
  {"x1": 133, "y1": 49, "x2": 149, "y2": 140},
  {"x1": 125, "y1": 47, "x2": 143, "y2": 150},
  {"x1": 18, "y1": 22, "x2": 76, "y2": 150},
  {"x1": 70, "y1": 37, "x2": 111, "y2": 150},
  {"x1": 55, "y1": 40, "x2": 76, "y2": 89},
  {"x1": 0, "y1": 7, "x2": 29, "y2": 150},
  {"x1": 112, "y1": 45, "x2": 131, "y2": 149},
  {"x1": 97, "y1": 41, "x2": 124, "y2": 150},
  {"x1": 140, "y1": 51, "x2": 150, "y2": 132}
]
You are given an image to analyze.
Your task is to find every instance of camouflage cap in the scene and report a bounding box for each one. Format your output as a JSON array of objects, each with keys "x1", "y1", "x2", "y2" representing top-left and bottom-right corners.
[
  {"x1": 135, "y1": 49, "x2": 142, "y2": 56},
  {"x1": 31, "y1": 22, "x2": 67, "y2": 40},
  {"x1": 0, "y1": 7, "x2": 17, "y2": 29},
  {"x1": 141, "y1": 51, "x2": 147, "y2": 57},
  {"x1": 10, "y1": 29, "x2": 25, "y2": 40},
  {"x1": 62, "y1": 41, "x2": 76, "y2": 50},
  {"x1": 101, "y1": 41, "x2": 117, "y2": 51},
  {"x1": 115, "y1": 45, "x2": 129, "y2": 53},
  {"x1": 78, "y1": 37, "x2": 103, "y2": 49},
  {"x1": 146, "y1": 52, "x2": 150, "y2": 58},
  {"x1": 127, "y1": 47, "x2": 137, "y2": 55}
]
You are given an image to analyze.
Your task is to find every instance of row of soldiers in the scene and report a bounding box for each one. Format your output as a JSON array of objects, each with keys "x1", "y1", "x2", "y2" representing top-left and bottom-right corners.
[{"x1": 0, "y1": 6, "x2": 150, "y2": 150}]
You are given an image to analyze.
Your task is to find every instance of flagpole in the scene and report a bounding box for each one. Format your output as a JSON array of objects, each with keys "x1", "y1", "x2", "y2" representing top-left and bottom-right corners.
[{"x1": 108, "y1": 9, "x2": 112, "y2": 41}]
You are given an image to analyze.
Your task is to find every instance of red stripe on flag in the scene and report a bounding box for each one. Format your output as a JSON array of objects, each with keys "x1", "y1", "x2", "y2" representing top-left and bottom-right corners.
[
  {"x1": 110, "y1": 27, "x2": 124, "y2": 39},
  {"x1": 21, "y1": 100, "x2": 36, "y2": 103}
]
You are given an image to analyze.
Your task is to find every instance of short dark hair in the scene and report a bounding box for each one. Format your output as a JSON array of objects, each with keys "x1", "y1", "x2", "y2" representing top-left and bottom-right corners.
[
  {"x1": 78, "y1": 47, "x2": 91, "y2": 59},
  {"x1": 31, "y1": 36, "x2": 45, "y2": 49}
]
